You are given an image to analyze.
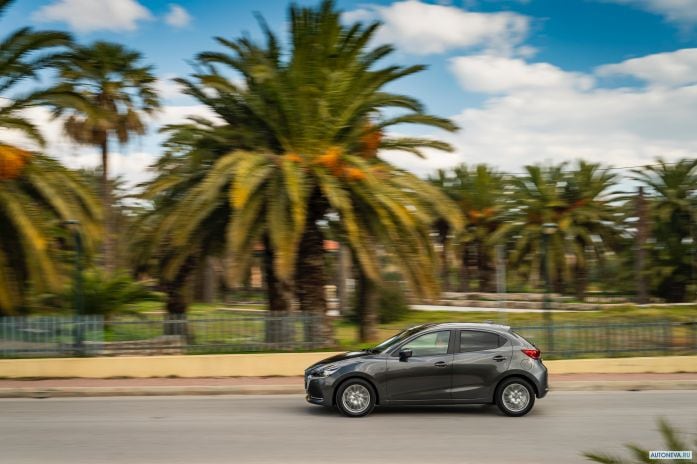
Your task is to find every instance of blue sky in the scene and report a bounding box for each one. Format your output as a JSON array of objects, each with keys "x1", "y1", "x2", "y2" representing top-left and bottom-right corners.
[{"x1": 3, "y1": 0, "x2": 697, "y2": 182}]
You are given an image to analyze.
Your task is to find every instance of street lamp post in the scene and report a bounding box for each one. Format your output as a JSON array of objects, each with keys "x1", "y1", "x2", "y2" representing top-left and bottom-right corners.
[
  {"x1": 64, "y1": 220, "x2": 84, "y2": 354},
  {"x1": 495, "y1": 244, "x2": 507, "y2": 326},
  {"x1": 541, "y1": 222, "x2": 557, "y2": 354},
  {"x1": 682, "y1": 236, "x2": 695, "y2": 301}
]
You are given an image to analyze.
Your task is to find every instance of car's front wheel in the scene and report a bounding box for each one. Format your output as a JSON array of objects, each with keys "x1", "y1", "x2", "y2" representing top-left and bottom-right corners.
[
  {"x1": 336, "y1": 379, "x2": 376, "y2": 417},
  {"x1": 495, "y1": 378, "x2": 535, "y2": 417}
]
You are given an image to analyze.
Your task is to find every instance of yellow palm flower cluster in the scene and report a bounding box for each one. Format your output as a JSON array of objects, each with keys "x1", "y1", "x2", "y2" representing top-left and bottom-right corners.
[{"x1": 0, "y1": 145, "x2": 30, "y2": 180}]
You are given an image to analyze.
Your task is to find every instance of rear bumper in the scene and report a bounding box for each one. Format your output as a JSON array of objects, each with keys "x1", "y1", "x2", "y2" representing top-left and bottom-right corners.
[{"x1": 536, "y1": 364, "x2": 549, "y2": 398}]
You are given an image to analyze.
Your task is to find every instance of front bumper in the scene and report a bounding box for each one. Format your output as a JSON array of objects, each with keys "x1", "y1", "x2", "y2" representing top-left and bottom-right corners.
[{"x1": 304, "y1": 374, "x2": 335, "y2": 406}]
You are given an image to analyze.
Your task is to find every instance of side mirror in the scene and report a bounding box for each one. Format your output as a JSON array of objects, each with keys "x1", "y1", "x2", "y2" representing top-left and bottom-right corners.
[{"x1": 399, "y1": 349, "x2": 413, "y2": 361}]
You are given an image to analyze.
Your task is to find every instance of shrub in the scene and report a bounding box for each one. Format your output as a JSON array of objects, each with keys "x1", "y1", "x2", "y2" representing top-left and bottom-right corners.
[
  {"x1": 36, "y1": 269, "x2": 162, "y2": 319},
  {"x1": 377, "y1": 283, "x2": 409, "y2": 324}
]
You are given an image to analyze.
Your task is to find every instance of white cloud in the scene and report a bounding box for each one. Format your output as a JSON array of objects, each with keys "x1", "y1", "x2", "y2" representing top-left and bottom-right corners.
[
  {"x1": 155, "y1": 75, "x2": 186, "y2": 100},
  {"x1": 384, "y1": 50, "x2": 697, "y2": 177},
  {"x1": 0, "y1": 103, "x2": 220, "y2": 187},
  {"x1": 33, "y1": 0, "x2": 152, "y2": 33},
  {"x1": 0, "y1": 104, "x2": 63, "y2": 153},
  {"x1": 60, "y1": 149, "x2": 159, "y2": 187},
  {"x1": 0, "y1": 105, "x2": 157, "y2": 186},
  {"x1": 604, "y1": 0, "x2": 697, "y2": 25},
  {"x1": 164, "y1": 4, "x2": 192, "y2": 28},
  {"x1": 596, "y1": 48, "x2": 697, "y2": 87},
  {"x1": 343, "y1": 0, "x2": 530, "y2": 55},
  {"x1": 450, "y1": 55, "x2": 594, "y2": 93},
  {"x1": 155, "y1": 105, "x2": 220, "y2": 127},
  {"x1": 446, "y1": 85, "x2": 697, "y2": 171}
]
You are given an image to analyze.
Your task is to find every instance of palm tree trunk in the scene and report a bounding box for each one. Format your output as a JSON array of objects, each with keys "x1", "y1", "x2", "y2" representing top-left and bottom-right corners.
[
  {"x1": 663, "y1": 271, "x2": 688, "y2": 302},
  {"x1": 635, "y1": 186, "x2": 649, "y2": 304},
  {"x1": 478, "y1": 241, "x2": 496, "y2": 292},
  {"x1": 553, "y1": 263, "x2": 564, "y2": 294},
  {"x1": 336, "y1": 243, "x2": 351, "y2": 314},
  {"x1": 295, "y1": 190, "x2": 332, "y2": 346},
  {"x1": 163, "y1": 256, "x2": 196, "y2": 339},
  {"x1": 436, "y1": 220, "x2": 450, "y2": 293},
  {"x1": 100, "y1": 138, "x2": 115, "y2": 273},
  {"x1": 262, "y1": 234, "x2": 294, "y2": 345},
  {"x1": 459, "y1": 246, "x2": 470, "y2": 292},
  {"x1": 574, "y1": 263, "x2": 587, "y2": 302},
  {"x1": 193, "y1": 256, "x2": 218, "y2": 303},
  {"x1": 356, "y1": 267, "x2": 379, "y2": 343}
]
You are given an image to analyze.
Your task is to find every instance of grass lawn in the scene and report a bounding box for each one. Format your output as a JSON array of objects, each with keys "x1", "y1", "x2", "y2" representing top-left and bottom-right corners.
[
  {"x1": 117, "y1": 300, "x2": 697, "y2": 351},
  {"x1": 6, "y1": 301, "x2": 694, "y2": 359},
  {"x1": 335, "y1": 305, "x2": 697, "y2": 349}
]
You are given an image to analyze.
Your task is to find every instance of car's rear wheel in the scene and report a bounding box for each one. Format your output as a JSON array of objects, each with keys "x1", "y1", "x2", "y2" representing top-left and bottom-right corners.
[
  {"x1": 336, "y1": 379, "x2": 376, "y2": 417},
  {"x1": 495, "y1": 378, "x2": 535, "y2": 417}
]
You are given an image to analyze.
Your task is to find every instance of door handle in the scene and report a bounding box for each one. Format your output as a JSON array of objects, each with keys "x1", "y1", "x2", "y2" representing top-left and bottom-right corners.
[
  {"x1": 434, "y1": 361, "x2": 448, "y2": 368},
  {"x1": 493, "y1": 355, "x2": 507, "y2": 362}
]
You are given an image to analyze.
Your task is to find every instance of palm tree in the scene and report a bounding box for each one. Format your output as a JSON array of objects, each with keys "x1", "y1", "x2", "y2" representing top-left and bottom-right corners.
[
  {"x1": 0, "y1": 0, "x2": 74, "y2": 147},
  {"x1": 491, "y1": 162, "x2": 617, "y2": 298},
  {"x1": 632, "y1": 158, "x2": 697, "y2": 302},
  {"x1": 345, "y1": 166, "x2": 461, "y2": 341},
  {"x1": 0, "y1": 154, "x2": 101, "y2": 314},
  {"x1": 54, "y1": 41, "x2": 160, "y2": 272},
  {"x1": 428, "y1": 170, "x2": 455, "y2": 291},
  {"x1": 144, "y1": 0, "x2": 460, "y2": 343},
  {"x1": 132, "y1": 120, "x2": 236, "y2": 334},
  {"x1": 563, "y1": 161, "x2": 619, "y2": 299},
  {"x1": 0, "y1": 0, "x2": 100, "y2": 314},
  {"x1": 433, "y1": 164, "x2": 507, "y2": 292}
]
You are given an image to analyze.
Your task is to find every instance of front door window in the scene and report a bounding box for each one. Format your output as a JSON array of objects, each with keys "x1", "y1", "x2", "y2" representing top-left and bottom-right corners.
[{"x1": 401, "y1": 331, "x2": 451, "y2": 357}]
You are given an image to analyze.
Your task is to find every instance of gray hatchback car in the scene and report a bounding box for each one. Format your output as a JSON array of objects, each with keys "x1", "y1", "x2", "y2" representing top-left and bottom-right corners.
[{"x1": 305, "y1": 322, "x2": 548, "y2": 417}]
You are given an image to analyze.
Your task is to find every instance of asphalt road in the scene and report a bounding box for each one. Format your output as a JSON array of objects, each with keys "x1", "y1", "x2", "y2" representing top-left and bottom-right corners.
[{"x1": 1, "y1": 392, "x2": 696, "y2": 464}]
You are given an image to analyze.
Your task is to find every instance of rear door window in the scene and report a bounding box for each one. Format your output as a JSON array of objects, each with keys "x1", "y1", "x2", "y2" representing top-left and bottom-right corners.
[{"x1": 458, "y1": 330, "x2": 503, "y2": 353}]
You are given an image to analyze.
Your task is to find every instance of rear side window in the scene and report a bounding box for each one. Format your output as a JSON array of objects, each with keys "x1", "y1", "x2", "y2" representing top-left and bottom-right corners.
[{"x1": 459, "y1": 330, "x2": 503, "y2": 352}]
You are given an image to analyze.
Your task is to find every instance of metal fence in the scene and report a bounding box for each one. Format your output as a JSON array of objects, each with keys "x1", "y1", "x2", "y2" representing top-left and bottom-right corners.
[
  {"x1": 0, "y1": 316, "x2": 104, "y2": 357},
  {"x1": 1, "y1": 315, "x2": 696, "y2": 359},
  {"x1": 0, "y1": 314, "x2": 325, "y2": 357},
  {"x1": 104, "y1": 313, "x2": 326, "y2": 354},
  {"x1": 513, "y1": 321, "x2": 697, "y2": 358}
]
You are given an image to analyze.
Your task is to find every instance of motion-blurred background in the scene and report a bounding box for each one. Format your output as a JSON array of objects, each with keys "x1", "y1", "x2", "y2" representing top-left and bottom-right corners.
[{"x1": 1, "y1": 0, "x2": 696, "y2": 360}]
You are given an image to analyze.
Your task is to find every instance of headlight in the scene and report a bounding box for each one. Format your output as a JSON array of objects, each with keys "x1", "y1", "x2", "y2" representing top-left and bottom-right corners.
[{"x1": 313, "y1": 364, "x2": 340, "y2": 377}]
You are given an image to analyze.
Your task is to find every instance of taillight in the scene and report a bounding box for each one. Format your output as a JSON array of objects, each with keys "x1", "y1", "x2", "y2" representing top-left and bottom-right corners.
[{"x1": 521, "y1": 348, "x2": 541, "y2": 360}]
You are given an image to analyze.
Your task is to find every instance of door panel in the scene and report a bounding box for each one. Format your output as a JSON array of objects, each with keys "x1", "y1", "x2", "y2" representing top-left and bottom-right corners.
[
  {"x1": 384, "y1": 330, "x2": 453, "y2": 402},
  {"x1": 451, "y1": 331, "x2": 512, "y2": 401},
  {"x1": 385, "y1": 354, "x2": 453, "y2": 401}
]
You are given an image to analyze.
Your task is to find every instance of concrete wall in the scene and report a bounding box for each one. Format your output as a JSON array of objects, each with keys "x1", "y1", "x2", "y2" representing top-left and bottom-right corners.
[
  {"x1": 0, "y1": 353, "x2": 695, "y2": 379},
  {"x1": 547, "y1": 355, "x2": 697, "y2": 375}
]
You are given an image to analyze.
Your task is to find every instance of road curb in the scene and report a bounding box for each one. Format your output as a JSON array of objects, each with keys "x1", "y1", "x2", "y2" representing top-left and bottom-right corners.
[
  {"x1": 551, "y1": 380, "x2": 697, "y2": 391},
  {"x1": 2, "y1": 381, "x2": 697, "y2": 398},
  {"x1": 0, "y1": 385, "x2": 306, "y2": 398}
]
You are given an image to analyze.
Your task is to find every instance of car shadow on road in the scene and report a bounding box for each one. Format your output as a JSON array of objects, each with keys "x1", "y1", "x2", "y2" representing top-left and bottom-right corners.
[
  {"x1": 296, "y1": 403, "x2": 504, "y2": 417},
  {"x1": 374, "y1": 404, "x2": 496, "y2": 416}
]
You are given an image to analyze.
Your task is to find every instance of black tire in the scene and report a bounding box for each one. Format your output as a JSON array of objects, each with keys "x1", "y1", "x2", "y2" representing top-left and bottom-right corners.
[
  {"x1": 495, "y1": 378, "x2": 535, "y2": 417},
  {"x1": 335, "y1": 378, "x2": 376, "y2": 417}
]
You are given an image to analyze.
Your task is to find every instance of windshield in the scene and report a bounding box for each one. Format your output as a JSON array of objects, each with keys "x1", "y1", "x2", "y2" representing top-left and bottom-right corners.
[{"x1": 369, "y1": 325, "x2": 431, "y2": 354}]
